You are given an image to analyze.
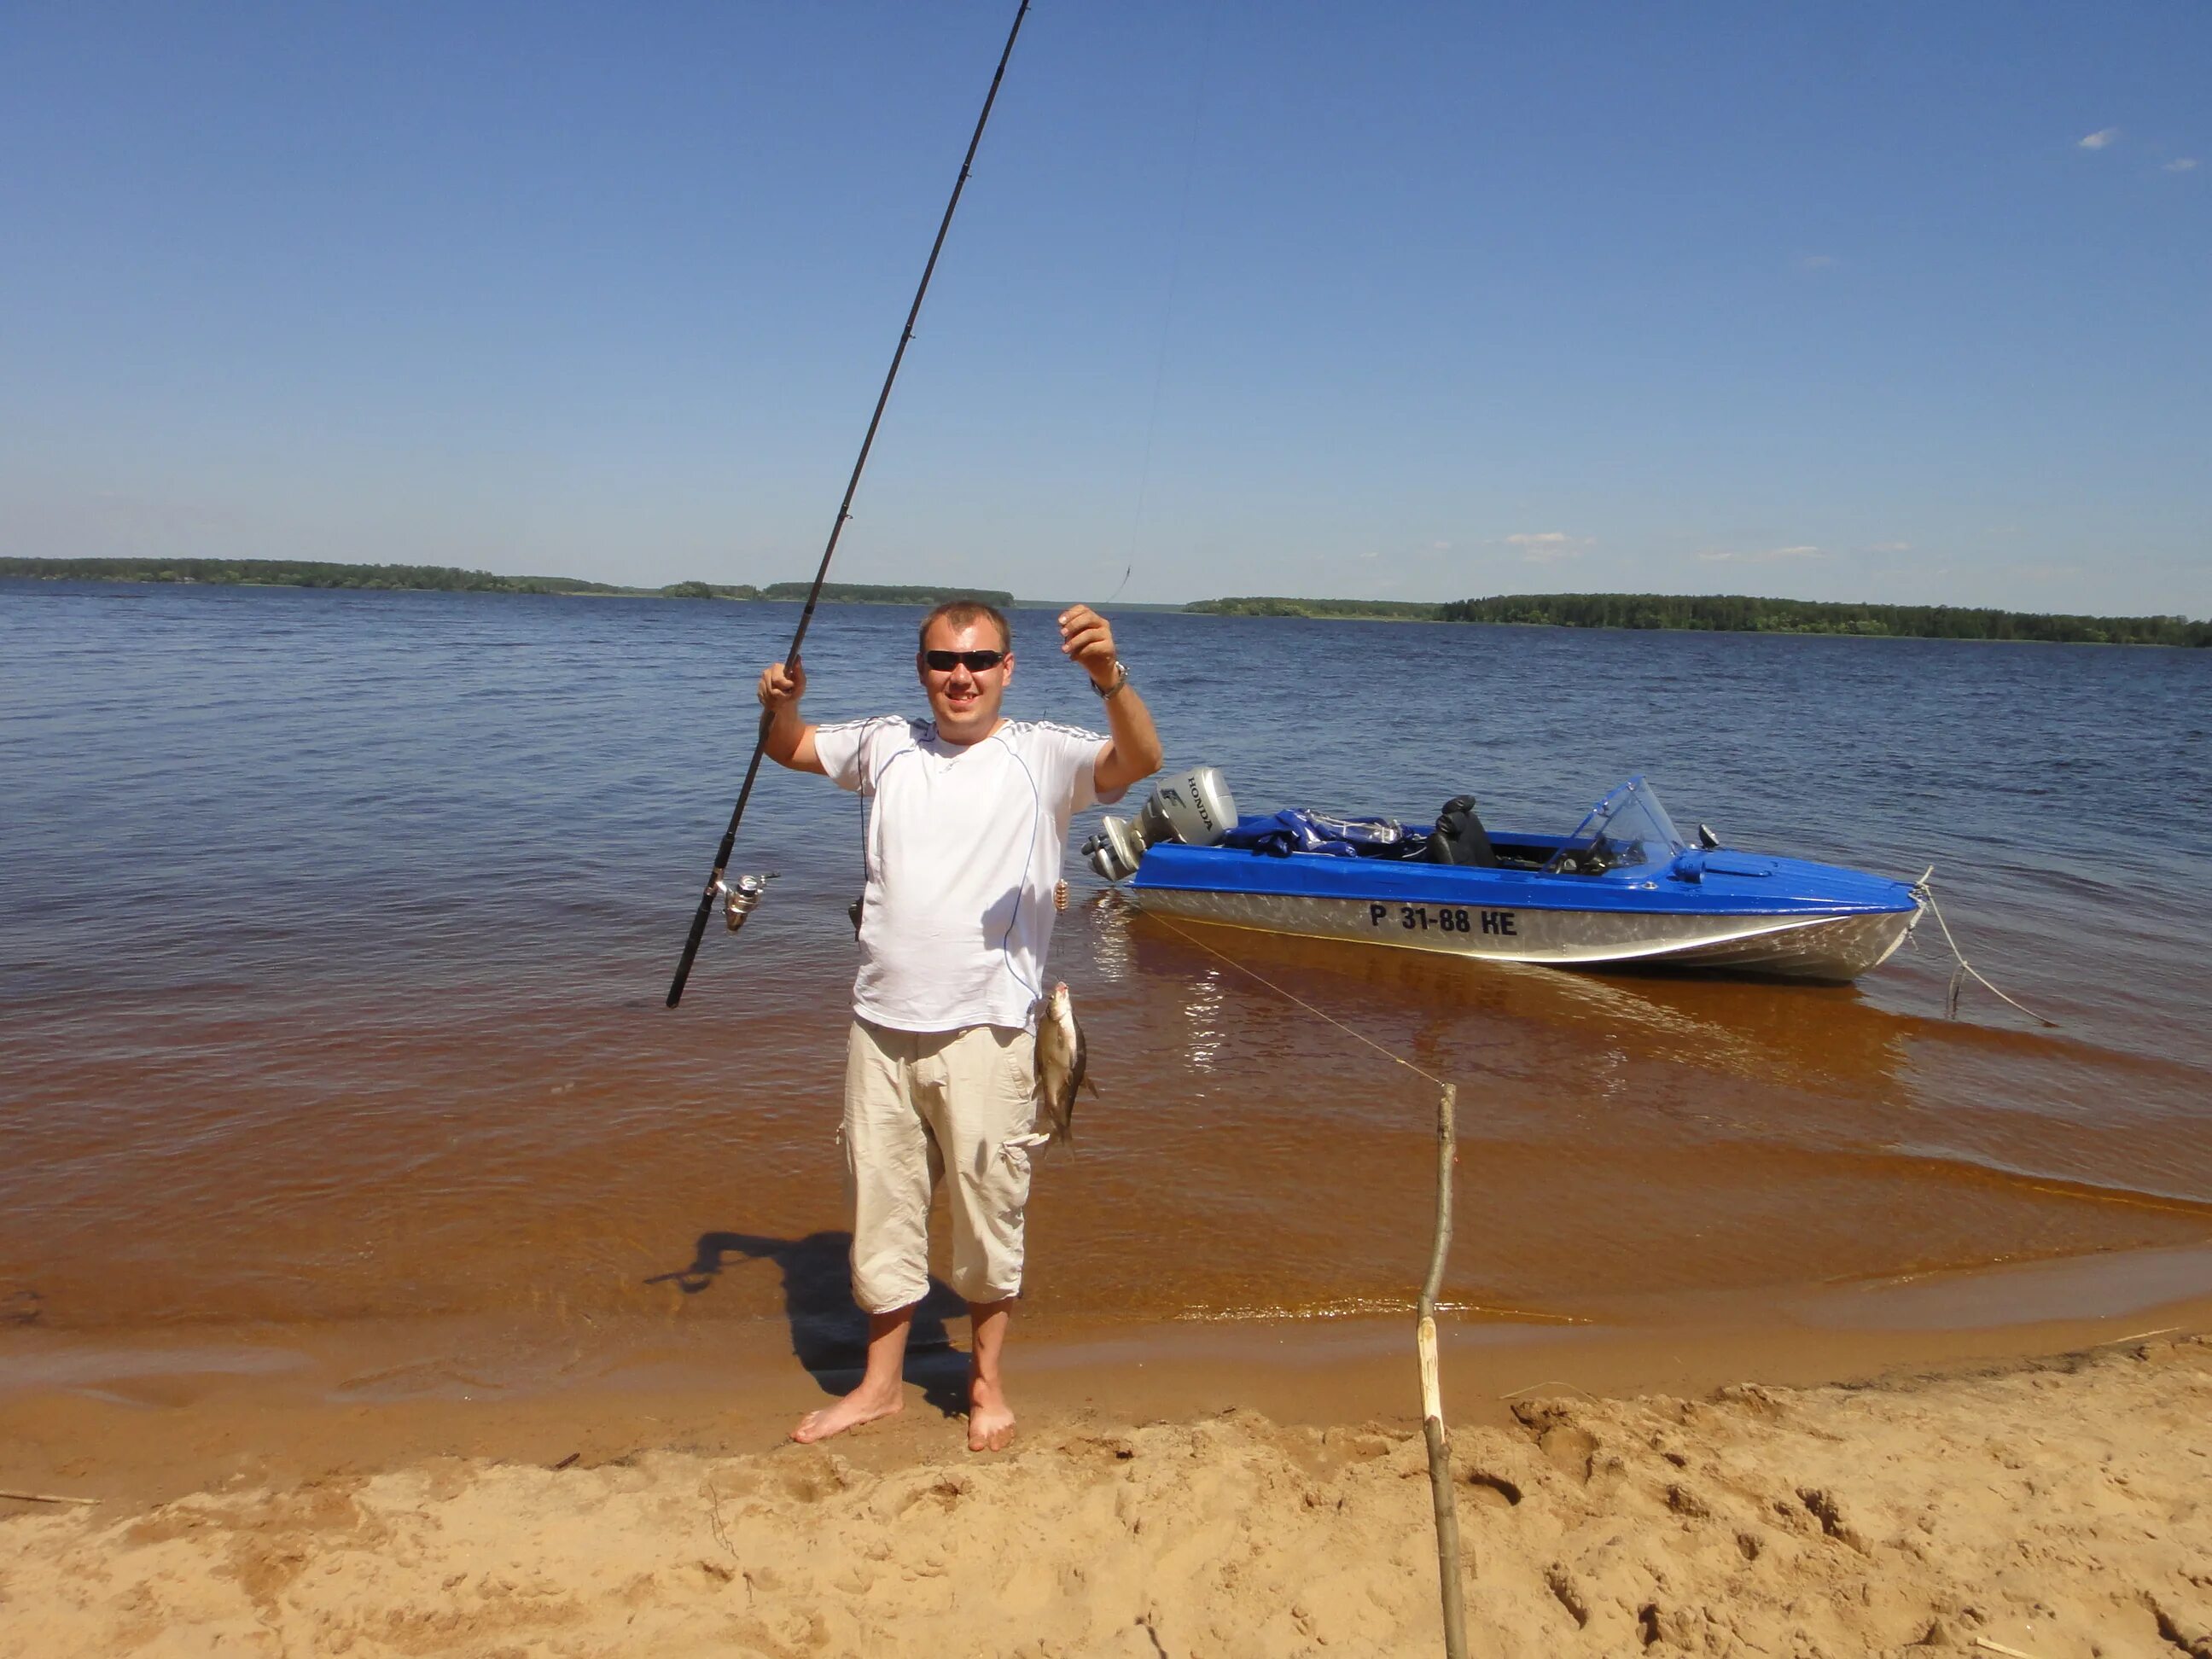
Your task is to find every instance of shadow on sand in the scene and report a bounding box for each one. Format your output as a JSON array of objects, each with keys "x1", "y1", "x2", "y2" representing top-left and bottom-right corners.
[{"x1": 645, "y1": 1231, "x2": 970, "y2": 1420}]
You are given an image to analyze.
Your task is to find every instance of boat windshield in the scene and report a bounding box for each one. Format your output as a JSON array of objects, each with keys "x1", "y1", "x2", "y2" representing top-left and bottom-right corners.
[{"x1": 1542, "y1": 777, "x2": 1690, "y2": 876}]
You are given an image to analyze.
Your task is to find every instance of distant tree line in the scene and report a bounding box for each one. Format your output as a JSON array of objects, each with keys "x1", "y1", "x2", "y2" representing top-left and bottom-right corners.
[
  {"x1": 0, "y1": 560, "x2": 1034, "y2": 608},
  {"x1": 761, "y1": 581, "x2": 1016, "y2": 606},
  {"x1": 1435, "y1": 593, "x2": 2211, "y2": 647},
  {"x1": 18, "y1": 560, "x2": 2198, "y2": 644},
  {"x1": 1179, "y1": 589, "x2": 2209, "y2": 644},
  {"x1": 0, "y1": 556, "x2": 635, "y2": 595},
  {"x1": 1185, "y1": 596, "x2": 1442, "y2": 620},
  {"x1": 661, "y1": 580, "x2": 761, "y2": 600}
]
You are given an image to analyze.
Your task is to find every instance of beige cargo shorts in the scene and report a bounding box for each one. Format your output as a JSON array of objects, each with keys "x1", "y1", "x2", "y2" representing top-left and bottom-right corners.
[{"x1": 841, "y1": 1018, "x2": 1039, "y2": 1313}]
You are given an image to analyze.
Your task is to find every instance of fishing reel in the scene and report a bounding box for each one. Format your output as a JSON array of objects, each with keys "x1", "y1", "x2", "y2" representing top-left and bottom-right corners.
[
  {"x1": 715, "y1": 871, "x2": 773, "y2": 933},
  {"x1": 1082, "y1": 765, "x2": 1237, "y2": 882}
]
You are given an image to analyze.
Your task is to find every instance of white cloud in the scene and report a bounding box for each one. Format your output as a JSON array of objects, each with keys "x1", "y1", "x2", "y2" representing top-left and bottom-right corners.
[
  {"x1": 1697, "y1": 544, "x2": 1823, "y2": 565},
  {"x1": 2168, "y1": 157, "x2": 2199, "y2": 172},
  {"x1": 1428, "y1": 539, "x2": 1452, "y2": 552},
  {"x1": 1868, "y1": 540, "x2": 1912, "y2": 553},
  {"x1": 1797, "y1": 253, "x2": 1837, "y2": 271},
  {"x1": 2078, "y1": 128, "x2": 2121, "y2": 150},
  {"x1": 1504, "y1": 531, "x2": 1593, "y2": 563}
]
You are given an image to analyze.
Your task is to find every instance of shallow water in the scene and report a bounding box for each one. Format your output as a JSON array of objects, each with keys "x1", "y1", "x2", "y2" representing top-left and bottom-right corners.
[{"x1": 3, "y1": 581, "x2": 2209, "y2": 1359}]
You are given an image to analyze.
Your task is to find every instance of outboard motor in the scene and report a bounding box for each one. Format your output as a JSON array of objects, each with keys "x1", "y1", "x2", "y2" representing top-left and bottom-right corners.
[{"x1": 1082, "y1": 765, "x2": 1237, "y2": 882}]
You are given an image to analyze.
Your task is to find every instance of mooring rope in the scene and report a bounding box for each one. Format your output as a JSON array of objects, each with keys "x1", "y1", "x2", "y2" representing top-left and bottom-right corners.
[
  {"x1": 1913, "y1": 870, "x2": 2059, "y2": 1028},
  {"x1": 1132, "y1": 906, "x2": 1466, "y2": 1656},
  {"x1": 1144, "y1": 911, "x2": 1452, "y2": 1089}
]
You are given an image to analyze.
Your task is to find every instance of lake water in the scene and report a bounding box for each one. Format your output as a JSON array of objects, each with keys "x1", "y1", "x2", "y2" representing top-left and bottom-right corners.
[{"x1": 3, "y1": 581, "x2": 2209, "y2": 1368}]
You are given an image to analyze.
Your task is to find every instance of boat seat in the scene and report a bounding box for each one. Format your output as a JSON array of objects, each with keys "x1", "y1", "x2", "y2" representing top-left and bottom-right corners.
[{"x1": 1426, "y1": 795, "x2": 1498, "y2": 867}]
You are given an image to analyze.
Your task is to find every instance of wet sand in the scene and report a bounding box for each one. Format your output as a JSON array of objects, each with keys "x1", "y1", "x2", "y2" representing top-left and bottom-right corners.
[{"x1": 5, "y1": 1301, "x2": 2211, "y2": 1656}]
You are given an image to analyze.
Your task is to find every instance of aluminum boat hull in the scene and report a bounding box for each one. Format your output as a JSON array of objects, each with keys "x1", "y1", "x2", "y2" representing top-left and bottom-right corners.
[{"x1": 1126, "y1": 841, "x2": 1923, "y2": 983}]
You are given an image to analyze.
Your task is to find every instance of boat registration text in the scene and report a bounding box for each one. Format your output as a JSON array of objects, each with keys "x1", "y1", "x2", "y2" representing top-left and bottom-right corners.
[{"x1": 1365, "y1": 903, "x2": 1518, "y2": 936}]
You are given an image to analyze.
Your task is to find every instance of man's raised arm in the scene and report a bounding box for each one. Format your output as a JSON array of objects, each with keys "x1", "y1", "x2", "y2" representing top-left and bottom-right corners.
[
  {"x1": 758, "y1": 661, "x2": 828, "y2": 775},
  {"x1": 1057, "y1": 605, "x2": 1163, "y2": 798}
]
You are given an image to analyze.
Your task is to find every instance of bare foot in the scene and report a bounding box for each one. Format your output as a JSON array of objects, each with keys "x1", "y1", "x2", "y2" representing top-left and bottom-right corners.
[
  {"x1": 967, "y1": 1377, "x2": 1016, "y2": 1452},
  {"x1": 790, "y1": 1384, "x2": 903, "y2": 1445}
]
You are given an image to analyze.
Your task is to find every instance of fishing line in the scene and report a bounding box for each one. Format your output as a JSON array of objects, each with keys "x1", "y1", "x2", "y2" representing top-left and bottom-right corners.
[
  {"x1": 1146, "y1": 911, "x2": 1452, "y2": 1090},
  {"x1": 849, "y1": 790, "x2": 871, "y2": 939},
  {"x1": 1115, "y1": 3, "x2": 1217, "y2": 602},
  {"x1": 666, "y1": 2, "x2": 1033, "y2": 1008}
]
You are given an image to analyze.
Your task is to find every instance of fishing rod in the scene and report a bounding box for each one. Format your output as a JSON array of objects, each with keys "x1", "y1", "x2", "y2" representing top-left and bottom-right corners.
[{"x1": 665, "y1": 0, "x2": 1032, "y2": 1010}]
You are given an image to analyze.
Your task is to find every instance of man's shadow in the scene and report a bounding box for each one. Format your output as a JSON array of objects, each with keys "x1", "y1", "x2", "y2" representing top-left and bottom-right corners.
[{"x1": 646, "y1": 1231, "x2": 969, "y2": 1419}]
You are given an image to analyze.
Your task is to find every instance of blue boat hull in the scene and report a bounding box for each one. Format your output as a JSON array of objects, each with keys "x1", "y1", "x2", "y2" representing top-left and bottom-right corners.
[{"x1": 1126, "y1": 841, "x2": 1924, "y2": 982}]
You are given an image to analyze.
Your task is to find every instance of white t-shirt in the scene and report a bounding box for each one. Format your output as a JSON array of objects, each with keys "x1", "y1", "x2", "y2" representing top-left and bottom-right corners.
[{"x1": 813, "y1": 716, "x2": 1115, "y2": 1034}]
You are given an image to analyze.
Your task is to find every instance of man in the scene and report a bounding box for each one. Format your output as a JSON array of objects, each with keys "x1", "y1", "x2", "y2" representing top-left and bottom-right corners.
[{"x1": 757, "y1": 600, "x2": 1162, "y2": 1451}]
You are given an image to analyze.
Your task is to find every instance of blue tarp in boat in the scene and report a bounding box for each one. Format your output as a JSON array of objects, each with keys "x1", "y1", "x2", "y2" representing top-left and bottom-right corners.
[{"x1": 1220, "y1": 809, "x2": 1407, "y2": 859}]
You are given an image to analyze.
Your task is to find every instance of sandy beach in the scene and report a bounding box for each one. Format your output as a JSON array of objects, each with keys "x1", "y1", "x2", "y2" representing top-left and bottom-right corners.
[{"x1": 5, "y1": 1310, "x2": 2209, "y2": 1658}]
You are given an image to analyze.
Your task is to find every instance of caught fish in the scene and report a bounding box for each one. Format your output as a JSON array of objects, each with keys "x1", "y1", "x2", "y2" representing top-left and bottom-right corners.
[{"x1": 1030, "y1": 981, "x2": 1098, "y2": 1146}]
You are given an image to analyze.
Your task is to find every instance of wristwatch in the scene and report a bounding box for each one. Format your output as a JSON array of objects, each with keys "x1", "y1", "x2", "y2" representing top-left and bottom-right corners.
[{"x1": 1089, "y1": 661, "x2": 1130, "y2": 698}]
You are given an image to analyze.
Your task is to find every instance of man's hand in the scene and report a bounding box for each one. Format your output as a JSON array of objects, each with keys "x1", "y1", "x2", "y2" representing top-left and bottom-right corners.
[
  {"x1": 1062, "y1": 604, "x2": 1162, "y2": 797},
  {"x1": 758, "y1": 660, "x2": 825, "y2": 774},
  {"x1": 1057, "y1": 605, "x2": 1118, "y2": 687},
  {"x1": 758, "y1": 659, "x2": 806, "y2": 710}
]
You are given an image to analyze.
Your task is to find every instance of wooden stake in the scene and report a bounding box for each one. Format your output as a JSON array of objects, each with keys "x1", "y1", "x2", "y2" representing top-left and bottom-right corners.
[
  {"x1": 0, "y1": 1489, "x2": 97, "y2": 1506},
  {"x1": 1419, "y1": 1083, "x2": 1470, "y2": 1659}
]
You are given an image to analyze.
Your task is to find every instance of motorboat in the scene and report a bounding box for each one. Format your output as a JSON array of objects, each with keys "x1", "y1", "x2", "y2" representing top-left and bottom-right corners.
[{"x1": 1087, "y1": 773, "x2": 1924, "y2": 983}]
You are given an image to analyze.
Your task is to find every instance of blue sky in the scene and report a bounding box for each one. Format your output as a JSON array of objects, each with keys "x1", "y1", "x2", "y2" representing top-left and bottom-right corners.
[{"x1": 3, "y1": 3, "x2": 2205, "y2": 614}]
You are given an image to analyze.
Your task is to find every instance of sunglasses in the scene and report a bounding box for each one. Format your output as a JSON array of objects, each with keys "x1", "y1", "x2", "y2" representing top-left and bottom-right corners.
[{"x1": 923, "y1": 649, "x2": 1006, "y2": 672}]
